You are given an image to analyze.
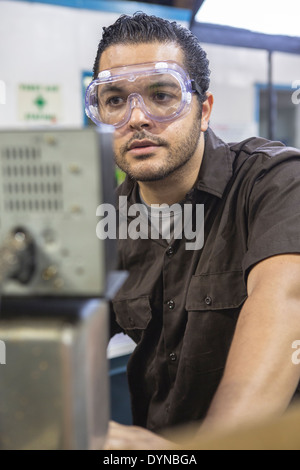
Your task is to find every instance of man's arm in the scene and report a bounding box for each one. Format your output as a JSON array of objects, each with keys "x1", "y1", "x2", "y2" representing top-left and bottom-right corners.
[{"x1": 199, "y1": 253, "x2": 300, "y2": 433}]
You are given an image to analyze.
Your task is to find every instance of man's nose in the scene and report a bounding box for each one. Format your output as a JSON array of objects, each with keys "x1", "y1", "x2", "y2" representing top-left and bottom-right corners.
[{"x1": 127, "y1": 96, "x2": 153, "y2": 129}]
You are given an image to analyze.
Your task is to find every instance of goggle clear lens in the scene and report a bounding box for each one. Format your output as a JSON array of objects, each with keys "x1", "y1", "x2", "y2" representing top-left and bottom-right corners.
[{"x1": 85, "y1": 61, "x2": 196, "y2": 127}]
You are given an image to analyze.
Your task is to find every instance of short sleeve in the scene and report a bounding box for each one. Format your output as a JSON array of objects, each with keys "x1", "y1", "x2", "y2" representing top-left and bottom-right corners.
[{"x1": 242, "y1": 155, "x2": 300, "y2": 278}]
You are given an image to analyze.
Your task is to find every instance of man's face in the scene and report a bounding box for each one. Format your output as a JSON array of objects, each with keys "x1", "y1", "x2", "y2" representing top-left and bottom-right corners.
[{"x1": 98, "y1": 42, "x2": 207, "y2": 183}]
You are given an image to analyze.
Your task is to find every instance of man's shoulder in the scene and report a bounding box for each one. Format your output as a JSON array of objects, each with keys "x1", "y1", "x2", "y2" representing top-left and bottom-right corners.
[
  {"x1": 229, "y1": 134, "x2": 300, "y2": 166},
  {"x1": 225, "y1": 135, "x2": 300, "y2": 198},
  {"x1": 200, "y1": 128, "x2": 300, "y2": 198}
]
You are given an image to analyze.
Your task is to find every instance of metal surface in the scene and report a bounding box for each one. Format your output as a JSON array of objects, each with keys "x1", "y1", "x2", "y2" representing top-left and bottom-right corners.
[
  {"x1": 0, "y1": 299, "x2": 109, "y2": 450},
  {"x1": 267, "y1": 51, "x2": 277, "y2": 141}
]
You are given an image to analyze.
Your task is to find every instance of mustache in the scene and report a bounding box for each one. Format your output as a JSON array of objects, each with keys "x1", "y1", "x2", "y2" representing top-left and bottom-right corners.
[{"x1": 122, "y1": 131, "x2": 169, "y2": 153}]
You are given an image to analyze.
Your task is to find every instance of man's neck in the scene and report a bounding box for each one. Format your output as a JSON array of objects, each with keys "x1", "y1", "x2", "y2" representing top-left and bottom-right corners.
[{"x1": 138, "y1": 134, "x2": 205, "y2": 206}]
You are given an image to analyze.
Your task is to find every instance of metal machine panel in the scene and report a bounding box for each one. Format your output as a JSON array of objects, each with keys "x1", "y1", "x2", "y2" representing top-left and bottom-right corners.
[
  {"x1": 0, "y1": 126, "x2": 116, "y2": 297},
  {"x1": 0, "y1": 127, "x2": 118, "y2": 450}
]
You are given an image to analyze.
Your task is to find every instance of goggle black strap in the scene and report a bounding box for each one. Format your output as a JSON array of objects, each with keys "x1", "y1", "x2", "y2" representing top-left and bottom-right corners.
[{"x1": 191, "y1": 80, "x2": 203, "y2": 97}]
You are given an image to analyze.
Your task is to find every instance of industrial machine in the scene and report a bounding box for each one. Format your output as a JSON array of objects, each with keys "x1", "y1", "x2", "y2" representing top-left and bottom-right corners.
[{"x1": 0, "y1": 126, "x2": 119, "y2": 450}]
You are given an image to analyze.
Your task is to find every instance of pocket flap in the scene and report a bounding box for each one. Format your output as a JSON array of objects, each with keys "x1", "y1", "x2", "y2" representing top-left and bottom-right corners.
[
  {"x1": 185, "y1": 271, "x2": 247, "y2": 311},
  {"x1": 112, "y1": 296, "x2": 152, "y2": 330}
]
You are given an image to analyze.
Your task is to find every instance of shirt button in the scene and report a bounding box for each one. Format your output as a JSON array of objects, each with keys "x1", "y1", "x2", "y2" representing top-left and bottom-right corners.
[
  {"x1": 169, "y1": 352, "x2": 177, "y2": 362},
  {"x1": 204, "y1": 296, "x2": 212, "y2": 306},
  {"x1": 166, "y1": 246, "x2": 174, "y2": 257},
  {"x1": 167, "y1": 300, "x2": 175, "y2": 310},
  {"x1": 128, "y1": 316, "x2": 135, "y2": 326}
]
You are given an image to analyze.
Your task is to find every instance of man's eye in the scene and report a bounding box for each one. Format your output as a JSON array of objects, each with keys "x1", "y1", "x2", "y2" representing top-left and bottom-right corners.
[
  {"x1": 152, "y1": 92, "x2": 173, "y2": 102},
  {"x1": 106, "y1": 96, "x2": 125, "y2": 106}
]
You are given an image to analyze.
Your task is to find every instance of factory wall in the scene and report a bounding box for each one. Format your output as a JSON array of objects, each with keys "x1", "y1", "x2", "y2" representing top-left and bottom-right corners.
[{"x1": 1, "y1": 1, "x2": 300, "y2": 146}]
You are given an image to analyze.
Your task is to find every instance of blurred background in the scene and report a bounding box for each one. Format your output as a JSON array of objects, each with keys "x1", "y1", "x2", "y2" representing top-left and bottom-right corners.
[
  {"x1": 1, "y1": 0, "x2": 299, "y2": 146},
  {"x1": 0, "y1": 0, "x2": 299, "y2": 446}
]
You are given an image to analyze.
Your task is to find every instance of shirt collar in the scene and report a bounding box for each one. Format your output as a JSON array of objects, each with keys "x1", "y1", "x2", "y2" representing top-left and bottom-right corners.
[{"x1": 195, "y1": 127, "x2": 234, "y2": 198}]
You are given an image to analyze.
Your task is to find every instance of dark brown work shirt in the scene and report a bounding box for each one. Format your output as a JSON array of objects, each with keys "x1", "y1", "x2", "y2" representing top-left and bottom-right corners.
[{"x1": 111, "y1": 128, "x2": 300, "y2": 432}]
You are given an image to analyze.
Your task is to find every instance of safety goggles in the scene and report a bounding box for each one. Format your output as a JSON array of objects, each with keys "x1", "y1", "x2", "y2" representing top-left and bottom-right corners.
[{"x1": 85, "y1": 61, "x2": 202, "y2": 128}]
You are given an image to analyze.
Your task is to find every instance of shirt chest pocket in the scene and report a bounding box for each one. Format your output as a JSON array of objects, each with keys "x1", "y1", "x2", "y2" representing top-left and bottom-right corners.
[
  {"x1": 182, "y1": 271, "x2": 248, "y2": 374},
  {"x1": 112, "y1": 296, "x2": 152, "y2": 343},
  {"x1": 185, "y1": 270, "x2": 247, "y2": 312}
]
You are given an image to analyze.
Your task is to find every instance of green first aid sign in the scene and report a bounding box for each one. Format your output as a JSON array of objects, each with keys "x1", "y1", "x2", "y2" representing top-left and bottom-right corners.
[{"x1": 18, "y1": 83, "x2": 62, "y2": 123}]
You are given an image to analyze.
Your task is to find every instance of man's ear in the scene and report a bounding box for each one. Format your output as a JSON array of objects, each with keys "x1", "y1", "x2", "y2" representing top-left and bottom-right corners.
[{"x1": 201, "y1": 92, "x2": 214, "y2": 132}]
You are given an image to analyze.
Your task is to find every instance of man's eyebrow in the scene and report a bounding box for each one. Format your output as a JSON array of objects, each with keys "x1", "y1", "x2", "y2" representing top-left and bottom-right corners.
[
  {"x1": 99, "y1": 84, "x2": 124, "y2": 97},
  {"x1": 148, "y1": 80, "x2": 180, "y2": 90}
]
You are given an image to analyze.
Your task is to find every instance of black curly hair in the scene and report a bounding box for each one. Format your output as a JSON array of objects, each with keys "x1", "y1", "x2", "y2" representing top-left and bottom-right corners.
[{"x1": 92, "y1": 12, "x2": 210, "y2": 104}]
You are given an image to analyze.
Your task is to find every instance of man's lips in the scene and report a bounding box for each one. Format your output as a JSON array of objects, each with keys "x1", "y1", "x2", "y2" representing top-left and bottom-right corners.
[{"x1": 127, "y1": 140, "x2": 162, "y2": 157}]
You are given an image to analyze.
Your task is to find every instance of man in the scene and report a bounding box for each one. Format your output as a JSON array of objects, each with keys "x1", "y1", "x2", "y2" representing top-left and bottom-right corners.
[{"x1": 86, "y1": 13, "x2": 300, "y2": 449}]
